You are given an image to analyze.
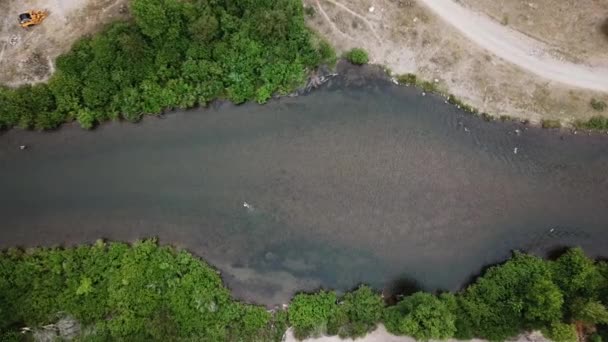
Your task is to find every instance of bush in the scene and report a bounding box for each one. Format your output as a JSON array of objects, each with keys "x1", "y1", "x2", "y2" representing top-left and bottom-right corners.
[
  {"x1": 543, "y1": 322, "x2": 578, "y2": 342},
  {"x1": 591, "y1": 98, "x2": 607, "y2": 112},
  {"x1": 575, "y1": 116, "x2": 608, "y2": 130},
  {"x1": 457, "y1": 252, "x2": 563, "y2": 340},
  {"x1": 541, "y1": 119, "x2": 561, "y2": 128},
  {"x1": 289, "y1": 291, "x2": 338, "y2": 338},
  {"x1": 331, "y1": 285, "x2": 384, "y2": 337},
  {"x1": 384, "y1": 292, "x2": 456, "y2": 340},
  {"x1": 345, "y1": 48, "x2": 369, "y2": 65},
  {"x1": 397, "y1": 73, "x2": 417, "y2": 85}
]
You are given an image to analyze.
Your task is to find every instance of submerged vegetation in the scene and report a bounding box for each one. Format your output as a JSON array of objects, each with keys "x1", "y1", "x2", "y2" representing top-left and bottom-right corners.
[
  {"x1": 1, "y1": 241, "x2": 607, "y2": 341},
  {"x1": 0, "y1": 0, "x2": 334, "y2": 130}
]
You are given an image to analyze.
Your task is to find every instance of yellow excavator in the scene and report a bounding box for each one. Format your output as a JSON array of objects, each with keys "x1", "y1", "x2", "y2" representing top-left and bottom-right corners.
[{"x1": 18, "y1": 10, "x2": 48, "y2": 28}]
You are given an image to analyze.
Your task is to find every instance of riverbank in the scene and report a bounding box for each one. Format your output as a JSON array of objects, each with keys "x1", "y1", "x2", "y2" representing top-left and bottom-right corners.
[
  {"x1": 1, "y1": 240, "x2": 605, "y2": 341},
  {"x1": 284, "y1": 325, "x2": 548, "y2": 342},
  {"x1": 3, "y1": 69, "x2": 608, "y2": 304},
  {"x1": 304, "y1": 0, "x2": 608, "y2": 126}
]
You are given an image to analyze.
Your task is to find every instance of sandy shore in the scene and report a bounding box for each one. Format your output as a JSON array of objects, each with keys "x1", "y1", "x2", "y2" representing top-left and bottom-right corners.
[{"x1": 284, "y1": 324, "x2": 549, "y2": 342}]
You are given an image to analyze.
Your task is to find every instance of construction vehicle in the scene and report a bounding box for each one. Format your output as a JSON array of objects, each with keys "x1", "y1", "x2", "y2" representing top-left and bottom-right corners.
[{"x1": 18, "y1": 10, "x2": 48, "y2": 28}]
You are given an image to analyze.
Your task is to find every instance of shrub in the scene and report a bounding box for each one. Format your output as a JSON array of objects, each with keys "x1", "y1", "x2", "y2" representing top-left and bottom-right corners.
[
  {"x1": 289, "y1": 291, "x2": 338, "y2": 338},
  {"x1": 541, "y1": 119, "x2": 561, "y2": 128},
  {"x1": 591, "y1": 98, "x2": 607, "y2": 112},
  {"x1": 331, "y1": 285, "x2": 384, "y2": 337},
  {"x1": 458, "y1": 252, "x2": 564, "y2": 340},
  {"x1": 575, "y1": 116, "x2": 608, "y2": 130},
  {"x1": 345, "y1": 48, "x2": 369, "y2": 65},
  {"x1": 397, "y1": 73, "x2": 417, "y2": 85},
  {"x1": 543, "y1": 322, "x2": 578, "y2": 342},
  {"x1": 384, "y1": 292, "x2": 456, "y2": 340}
]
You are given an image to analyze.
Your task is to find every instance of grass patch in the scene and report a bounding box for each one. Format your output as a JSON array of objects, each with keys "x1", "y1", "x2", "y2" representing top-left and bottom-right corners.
[
  {"x1": 447, "y1": 94, "x2": 479, "y2": 114},
  {"x1": 499, "y1": 115, "x2": 513, "y2": 122},
  {"x1": 418, "y1": 80, "x2": 438, "y2": 93},
  {"x1": 344, "y1": 48, "x2": 369, "y2": 65},
  {"x1": 590, "y1": 98, "x2": 607, "y2": 112},
  {"x1": 574, "y1": 116, "x2": 608, "y2": 130},
  {"x1": 396, "y1": 73, "x2": 417, "y2": 85},
  {"x1": 541, "y1": 119, "x2": 561, "y2": 129}
]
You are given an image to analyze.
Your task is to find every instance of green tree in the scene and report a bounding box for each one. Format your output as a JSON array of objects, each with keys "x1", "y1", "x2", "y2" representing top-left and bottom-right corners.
[
  {"x1": 289, "y1": 291, "x2": 338, "y2": 339},
  {"x1": 329, "y1": 285, "x2": 384, "y2": 337},
  {"x1": 571, "y1": 299, "x2": 608, "y2": 326},
  {"x1": 543, "y1": 322, "x2": 578, "y2": 342},
  {"x1": 384, "y1": 292, "x2": 456, "y2": 340},
  {"x1": 553, "y1": 248, "x2": 605, "y2": 304},
  {"x1": 459, "y1": 252, "x2": 563, "y2": 340}
]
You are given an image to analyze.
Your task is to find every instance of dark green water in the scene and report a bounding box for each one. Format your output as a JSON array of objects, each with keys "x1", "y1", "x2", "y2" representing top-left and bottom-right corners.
[{"x1": 1, "y1": 65, "x2": 607, "y2": 305}]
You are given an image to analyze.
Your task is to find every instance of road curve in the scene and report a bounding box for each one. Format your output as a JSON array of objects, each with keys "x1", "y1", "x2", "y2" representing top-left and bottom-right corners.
[{"x1": 417, "y1": 0, "x2": 608, "y2": 92}]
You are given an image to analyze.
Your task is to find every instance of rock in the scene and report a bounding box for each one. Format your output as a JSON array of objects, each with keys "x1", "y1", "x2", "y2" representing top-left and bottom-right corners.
[
  {"x1": 434, "y1": 78, "x2": 439, "y2": 83},
  {"x1": 421, "y1": 92, "x2": 426, "y2": 96},
  {"x1": 57, "y1": 317, "x2": 81, "y2": 339},
  {"x1": 369, "y1": 6, "x2": 375, "y2": 12}
]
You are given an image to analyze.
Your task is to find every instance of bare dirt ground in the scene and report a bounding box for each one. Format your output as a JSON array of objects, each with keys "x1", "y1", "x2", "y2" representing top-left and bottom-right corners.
[
  {"x1": 305, "y1": 0, "x2": 608, "y2": 124},
  {"x1": 459, "y1": 0, "x2": 608, "y2": 67},
  {"x1": 285, "y1": 325, "x2": 549, "y2": 342},
  {"x1": 0, "y1": 0, "x2": 128, "y2": 87}
]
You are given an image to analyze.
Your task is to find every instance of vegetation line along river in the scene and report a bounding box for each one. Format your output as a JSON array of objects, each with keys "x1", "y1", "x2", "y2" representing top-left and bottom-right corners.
[{"x1": 1, "y1": 64, "x2": 608, "y2": 306}]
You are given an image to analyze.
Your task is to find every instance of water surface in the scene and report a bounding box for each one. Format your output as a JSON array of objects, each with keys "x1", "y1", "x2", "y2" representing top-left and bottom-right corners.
[{"x1": 1, "y1": 65, "x2": 607, "y2": 305}]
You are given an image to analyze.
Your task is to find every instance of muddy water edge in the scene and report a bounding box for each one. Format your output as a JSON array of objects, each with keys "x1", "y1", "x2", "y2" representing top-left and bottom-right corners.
[{"x1": 1, "y1": 63, "x2": 607, "y2": 306}]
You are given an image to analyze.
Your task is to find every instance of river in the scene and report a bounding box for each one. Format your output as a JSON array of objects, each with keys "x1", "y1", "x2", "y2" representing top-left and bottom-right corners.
[{"x1": 1, "y1": 64, "x2": 607, "y2": 305}]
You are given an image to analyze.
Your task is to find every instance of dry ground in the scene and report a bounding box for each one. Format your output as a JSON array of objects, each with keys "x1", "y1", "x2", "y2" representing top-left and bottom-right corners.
[
  {"x1": 0, "y1": 0, "x2": 128, "y2": 87},
  {"x1": 305, "y1": 0, "x2": 608, "y2": 124},
  {"x1": 459, "y1": 0, "x2": 608, "y2": 66},
  {"x1": 0, "y1": 0, "x2": 607, "y2": 124}
]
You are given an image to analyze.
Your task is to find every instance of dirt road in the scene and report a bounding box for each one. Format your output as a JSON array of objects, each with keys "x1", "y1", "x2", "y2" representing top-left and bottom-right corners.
[{"x1": 417, "y1": 0, "x2": 608, "y2": 92}]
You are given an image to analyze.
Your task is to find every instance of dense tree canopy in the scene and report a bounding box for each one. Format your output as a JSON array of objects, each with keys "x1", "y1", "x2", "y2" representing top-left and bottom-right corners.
[
  {"x1": 1, "y1": 243, "x2": 607, "y2": 341},
  {"x1": 0, "y1": 0, "x2": 334, "y2": 130}
]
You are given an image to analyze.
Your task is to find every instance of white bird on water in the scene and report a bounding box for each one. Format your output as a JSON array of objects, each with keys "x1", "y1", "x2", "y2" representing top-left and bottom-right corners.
[
  {"x1": 243, "y1": 202, "x2": 254, "y2": 212},
  {"x1": 513, "y1": 147, "x2": 518, "y2": 154}
]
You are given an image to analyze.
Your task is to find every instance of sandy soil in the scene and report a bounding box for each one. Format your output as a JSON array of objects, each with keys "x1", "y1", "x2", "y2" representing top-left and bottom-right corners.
[
  {"x1": 305, "y1": 0, "x2": 608, "y2": 124},
  {"x1": 284, "y1": 325, "x2": 549, "y2": 342},
  {"x1": 0, "y1": 0, "x2": 128, "y2": 86},
  {"x1": 458, "y1": 0, "x2": 608, "y2": 66},
  {"x1": 417, "y1": 0, "x2": 608, "y2": 92}
]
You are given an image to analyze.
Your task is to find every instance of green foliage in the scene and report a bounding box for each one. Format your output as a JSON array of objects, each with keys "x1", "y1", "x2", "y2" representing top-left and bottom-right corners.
[
  {"x1": 456, "y1": 252, "x2": 563, "y2": 340},
  {"x1": 384, "y1": 292, "x2": 456, "y2": 340},
  {"x1": 328, "y1": 285, "x2": 384, "y2": 337},
  {"x1": 575, "y1": 116, "x2": 608, "y2": 130},
  {"x1": 591, "y1": 98, "x2": 607, "y2": 111},
  {"x1": 553, "y1": 248, "x2": 605, "y2": 305},
  {"x1": 542, "y1": 322, "x2": 578, "y2": 342},
  {"x1": 1, "y1": 242, "x2": 607, "y2": 341},
  {"x1": 0, "y1": 240, "x2": 272, "y2": 340},
  {"x1": 541, "y1": 119, "x2": 561, "y2": 128},
  {"x1": 570, "y1": 299, "x2": 608, "y2": 326},
  {"x1": 289, "y1": 291, "x2": 338, "y2": 338},
  {"x1": 345, "y1": 48, "x2": 369, "y2": 65},
  {"x1": 1, "y1": 0, "x2": 325, "y2": 130},
  {"x1": 397, "y1": 73, "x2": 417, "y2": 84}
]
